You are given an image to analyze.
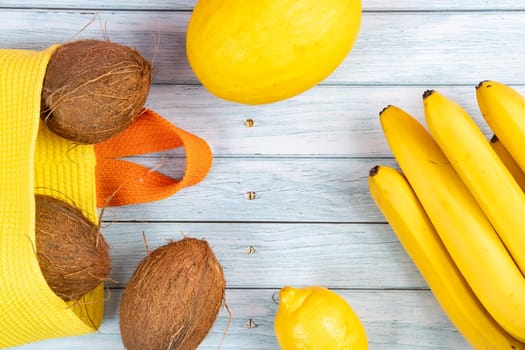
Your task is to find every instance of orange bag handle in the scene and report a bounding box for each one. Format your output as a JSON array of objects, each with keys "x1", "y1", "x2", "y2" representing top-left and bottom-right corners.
[{"x1": 94, "y1": 109, "x2": 212, "y2": 207}]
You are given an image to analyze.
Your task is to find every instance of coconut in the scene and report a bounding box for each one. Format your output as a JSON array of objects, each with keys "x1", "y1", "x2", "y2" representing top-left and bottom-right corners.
[
  {"x1": 119, "y1": 237, "x2": 226, "y2": 350},
  {"x1": 41, "y1": 39, "x2": 152, "y2": 144},
  {"x1": 35, "y1": 194, "x2": 111, "y2": 302}
]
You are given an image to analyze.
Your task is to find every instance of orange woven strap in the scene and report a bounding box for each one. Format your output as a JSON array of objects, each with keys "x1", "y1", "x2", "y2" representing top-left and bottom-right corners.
[{"x1": 94, "y1": 109, "x2": 212, "y2": 207}]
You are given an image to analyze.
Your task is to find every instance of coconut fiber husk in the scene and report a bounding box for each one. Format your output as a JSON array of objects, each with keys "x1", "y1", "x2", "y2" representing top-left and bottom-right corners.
[
  {"x1": 35, "y1": 194, "x2": 111, "y2": 302},
  {"x1": 41, "y1": 39, "x2": 152, "y2": 144},
  {"x1": 119, "y1": 237, "x2": 226, "y2": 350}
]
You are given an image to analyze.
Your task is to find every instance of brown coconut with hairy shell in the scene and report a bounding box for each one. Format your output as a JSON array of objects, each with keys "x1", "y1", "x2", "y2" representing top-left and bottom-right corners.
[
  {"x1": 41, "y1": 39, "x2": 152, "y2": 144},
  {"x1": 35, "y1": 194, "x2": 111, "y2": 302},
  {"x1": 119, "y1": 237, "x2": 226, "y2": 350}
]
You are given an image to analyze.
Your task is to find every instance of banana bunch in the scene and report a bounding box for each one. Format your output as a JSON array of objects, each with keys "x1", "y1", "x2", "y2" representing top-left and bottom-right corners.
[{"x1": 369, "y1": 81, "x2": 525, "y2": 349}]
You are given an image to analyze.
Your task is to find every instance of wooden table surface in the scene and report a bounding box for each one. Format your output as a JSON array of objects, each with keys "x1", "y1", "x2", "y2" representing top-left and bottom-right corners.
[{"x1": 3, "y1": 1, "x2": 524, "y2": 349}]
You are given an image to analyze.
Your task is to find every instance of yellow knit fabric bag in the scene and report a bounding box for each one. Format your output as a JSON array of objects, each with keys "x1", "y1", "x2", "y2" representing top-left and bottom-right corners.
[{"x1": 0, "y1": 47, "x2": 104, "y2": 348}]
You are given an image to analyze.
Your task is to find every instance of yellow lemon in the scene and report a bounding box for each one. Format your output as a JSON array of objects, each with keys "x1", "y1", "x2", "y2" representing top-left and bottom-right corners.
[
  {"x1": 186, "y1": 0, "x2": 361, "y2": 105},
  {"x1": 274, "y1": 286, "x2": 368, "y2": 350}
]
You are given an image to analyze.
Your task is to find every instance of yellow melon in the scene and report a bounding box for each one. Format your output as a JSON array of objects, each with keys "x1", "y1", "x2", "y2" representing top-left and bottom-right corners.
[{"x1": 186, "y1": 0, "x2": 362, "y2": 105}]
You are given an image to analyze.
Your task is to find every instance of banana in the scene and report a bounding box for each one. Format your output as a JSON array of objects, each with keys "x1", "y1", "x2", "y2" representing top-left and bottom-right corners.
[
  {"x1": 490, "y1": 134, "x2": 525, "y2": 192},
  {"x1": 476, "y1": 80, "x2": 525, "y2": 173},
  {"x1": 380, "y1": 104, "x2": 525, "y2": 342},
  {"x1": 423, "y1": 90, "x2": 525, "y2": 276},
  {"x1": 368, "y1": 164, "x2": 525, "y2": 350}
]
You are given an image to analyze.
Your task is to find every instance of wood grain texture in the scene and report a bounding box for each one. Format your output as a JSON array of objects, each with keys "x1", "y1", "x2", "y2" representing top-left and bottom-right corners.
[
  {"x1": 146, "y1": 84, "x2": 508, "y2": 157},
  {"x1": 99, "y1": 157, "x2": 395, "y2": 222},
  {"x1": 1, "y1": 10, "x2": 525, "y2": 85},
  {"x1": 14, "y1": 289, "x2": 468, "y2": 350},
  {"x1": 1, "y1": 0, "x2": 523, "y2": 11},
  {"x1": 102, "y1": 223, "x2": 426, "y2": 289}
]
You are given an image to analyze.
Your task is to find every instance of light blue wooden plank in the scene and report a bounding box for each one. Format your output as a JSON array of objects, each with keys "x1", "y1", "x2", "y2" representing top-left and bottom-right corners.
[
  {"x1": 102, "y1": 223, "x2": 426, "y2": 289},
  {"x1": 1, "y1": 0, "x2": 523, "y2": 11},
  {"x1": 97, "y1": 157, "x2": 395, "y2": 222},
  {"x1": 1, "y1": 11, "x2": 525, "y2": 85},
  {"x1": 15, "y1": 289, "x2": 469, "y2": 350},
  {"x1": 146, "y1": 84, "x2": 503, "y2": 157}
]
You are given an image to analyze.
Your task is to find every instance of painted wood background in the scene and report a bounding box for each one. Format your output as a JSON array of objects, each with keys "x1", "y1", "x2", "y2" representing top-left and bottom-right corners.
[{"x1": 3, "y1": 1, "x2": 524, "y2": 349}]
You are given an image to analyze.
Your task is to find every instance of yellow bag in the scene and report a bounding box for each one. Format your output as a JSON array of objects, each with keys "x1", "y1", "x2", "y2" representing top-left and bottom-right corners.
[
  {"x1": 0, "y1": 46, "x2": 212, "y2": 348},
  {"x1": 0, "y1": 46, "x2": 104, "y2": 348}
]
